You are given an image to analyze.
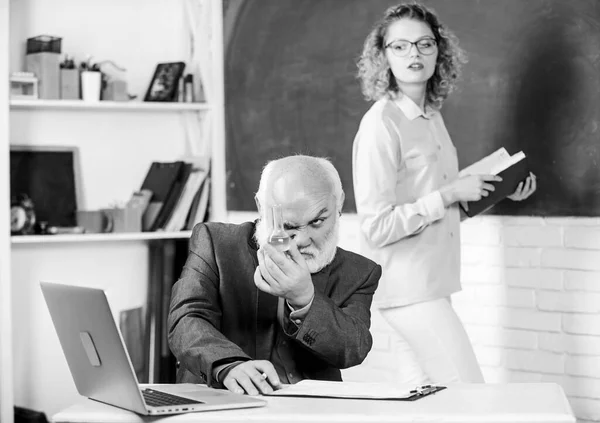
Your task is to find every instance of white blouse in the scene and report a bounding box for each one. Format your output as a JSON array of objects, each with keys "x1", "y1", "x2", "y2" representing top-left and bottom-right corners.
[{"x1": 352, "y1": 95, "x2": 461, "y2": 308}]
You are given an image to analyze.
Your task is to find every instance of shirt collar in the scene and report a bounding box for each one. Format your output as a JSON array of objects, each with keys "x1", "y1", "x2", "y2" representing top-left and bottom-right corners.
[{"x1": 393, "y1": 93, "x2": 436, "y2": 121}]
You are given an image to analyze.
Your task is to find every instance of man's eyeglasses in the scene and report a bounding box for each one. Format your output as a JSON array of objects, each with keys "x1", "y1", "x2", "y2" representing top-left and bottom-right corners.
[{"x1": 385, "y1": 38, "x2": 437, "y2": 57}]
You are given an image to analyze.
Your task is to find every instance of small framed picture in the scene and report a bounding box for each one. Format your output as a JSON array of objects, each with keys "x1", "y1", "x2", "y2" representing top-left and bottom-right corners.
[{"x1": 144, "y1": 62, "x2": 186, "y2": 102}]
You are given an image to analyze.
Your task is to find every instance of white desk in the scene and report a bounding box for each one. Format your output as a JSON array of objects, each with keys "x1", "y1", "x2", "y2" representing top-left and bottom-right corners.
[{"x1": 52, "y1": 383, "x2": 575, "y2": 423}]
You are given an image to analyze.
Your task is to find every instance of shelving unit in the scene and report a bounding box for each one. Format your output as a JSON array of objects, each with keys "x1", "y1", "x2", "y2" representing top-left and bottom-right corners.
[
  {"x1": 11, "y1": 230, "x2": 192, "y2": 244},
  {"x1": 10, "y1": 99, "x2": 212, "y2": 112},
  {"x1": 0, "y1": 1, "x2": 226, "y2": 421}
]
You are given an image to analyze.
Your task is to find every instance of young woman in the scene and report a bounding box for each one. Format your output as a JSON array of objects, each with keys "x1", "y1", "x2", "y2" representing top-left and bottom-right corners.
[{"x1": 352, "y1": 3, "x2": 536, "y2": 384}]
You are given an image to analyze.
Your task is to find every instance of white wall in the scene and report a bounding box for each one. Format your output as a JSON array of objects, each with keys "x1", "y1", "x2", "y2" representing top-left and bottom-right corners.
[
  {"x1": 334, "y1": 214, "x2": 600, "y2": 423},
  {"x1": 9, "y1": 0, "x2": 190, "y2": 98},
  {"x1": 9, "y1": 0, "x2": 196, "y2": 209}
]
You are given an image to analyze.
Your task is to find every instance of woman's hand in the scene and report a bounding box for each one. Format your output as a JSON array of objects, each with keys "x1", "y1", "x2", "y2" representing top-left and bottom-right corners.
[
  {"x1": 440, "y1": 174, "x2": 502, "y2": 207},
  {"x1": 507, "y1": 172, "x2": 537, "y2": 201}
]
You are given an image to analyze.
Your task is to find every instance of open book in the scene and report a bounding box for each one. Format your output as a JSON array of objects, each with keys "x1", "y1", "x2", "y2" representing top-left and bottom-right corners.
[
  {"x1": 460, "y1": 147, "x2": 530, "y2": 217},
  {"x1": 265, "y1": 380, "x2": 445, "y2": 401}
]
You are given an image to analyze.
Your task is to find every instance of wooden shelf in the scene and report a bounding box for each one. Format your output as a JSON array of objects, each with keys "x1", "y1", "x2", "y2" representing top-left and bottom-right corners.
[
  {"x1": 11, "y1": 230, "x2": 192, "y2": 244},
  {"x1": 9, "y1": 99, "x2": 211, "y2": 112}
]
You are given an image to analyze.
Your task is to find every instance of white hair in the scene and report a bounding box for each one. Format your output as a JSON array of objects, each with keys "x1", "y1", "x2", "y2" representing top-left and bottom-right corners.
[{"x1": 255, "y1": 155, "x2": 345, "y2": 213}]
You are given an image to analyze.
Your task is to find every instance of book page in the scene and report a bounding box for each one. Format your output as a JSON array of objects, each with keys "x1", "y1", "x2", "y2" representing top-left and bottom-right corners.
[
  {"x1": 266, "y1": 380, "x2": 417, "y2": 399},
  {"x1": 490, "y1": 151, "x2": 526, "y2": 175},
  {"x1": 460, "y1": 147, "x2": 511, "y2": 176}
]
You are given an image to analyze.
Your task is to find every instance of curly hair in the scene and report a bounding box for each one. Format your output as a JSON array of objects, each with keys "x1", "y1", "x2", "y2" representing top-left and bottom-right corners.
[{"x1": 357, "y1": 2, "x2": 467, "y2": 108}]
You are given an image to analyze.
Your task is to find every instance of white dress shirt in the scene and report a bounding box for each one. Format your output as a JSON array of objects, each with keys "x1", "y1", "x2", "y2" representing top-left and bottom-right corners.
[{"x1": 352, "y1": 95, "x2": 461, "y2": 308}]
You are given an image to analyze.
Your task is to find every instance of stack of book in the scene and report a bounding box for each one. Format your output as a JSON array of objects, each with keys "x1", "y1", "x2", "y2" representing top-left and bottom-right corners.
[{"x1": 139, "y1": 157, "x2": 211, "y2": 232}]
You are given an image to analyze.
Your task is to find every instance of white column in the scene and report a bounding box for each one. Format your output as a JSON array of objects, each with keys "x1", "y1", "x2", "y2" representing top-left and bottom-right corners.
[
  {"x1": 209, "y1": 0, "x2": 227, "y2": 221},
  {"x1": 0, "y1": 0, "x2": 15, "y2": 421}
]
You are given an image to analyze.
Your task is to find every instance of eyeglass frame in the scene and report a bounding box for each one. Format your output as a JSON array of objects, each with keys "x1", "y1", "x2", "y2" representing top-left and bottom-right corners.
[{"x1": 384, "y1": 37, "x2": 438, "y2": 57}]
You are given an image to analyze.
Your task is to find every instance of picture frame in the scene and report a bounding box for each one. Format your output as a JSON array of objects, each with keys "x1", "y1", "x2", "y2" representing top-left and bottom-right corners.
[
  {"x1": 144, "y1": 61, "x2": 186, "y2": 102},
  {"x1": 10, "y1": 145, "x2": 84, "y2": 227}
]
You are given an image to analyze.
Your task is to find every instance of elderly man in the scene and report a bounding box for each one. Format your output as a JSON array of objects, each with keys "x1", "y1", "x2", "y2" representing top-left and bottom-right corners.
[{"x1": 168, "y1": 155, "x2": 381, "y2": 395}]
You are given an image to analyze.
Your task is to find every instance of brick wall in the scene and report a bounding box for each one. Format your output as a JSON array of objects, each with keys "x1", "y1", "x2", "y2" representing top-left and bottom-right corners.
[{"x1": 338, "y1": 214, "x2": 600, "y2": 423}]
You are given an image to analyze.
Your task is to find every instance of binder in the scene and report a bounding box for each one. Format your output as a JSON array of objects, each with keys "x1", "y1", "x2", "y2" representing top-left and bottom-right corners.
[
  {"x1": 140, "y1": 161, "x2": 184, "y2": 231},
  {"x1": 150, "y1": 162, "x2": 192, "y2": 231},
  {"x1": 164, "y1": 168, "x2": 209, "y2": 232}
]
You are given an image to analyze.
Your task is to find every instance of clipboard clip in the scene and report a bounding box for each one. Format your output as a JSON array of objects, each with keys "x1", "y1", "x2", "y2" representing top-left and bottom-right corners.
[{"x1": 409, "y1": 384, "x2": 446, "y2": 399}]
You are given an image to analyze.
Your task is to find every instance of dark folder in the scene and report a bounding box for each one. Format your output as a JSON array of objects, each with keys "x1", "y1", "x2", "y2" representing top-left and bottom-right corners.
[
  {"x1": 151, "y1": 162, "x2": 192, "y2": 231},
  {"x1": 140, "y1": 161, "x2": 185, "y2": 231},
  {"x1": 461, "y1": 158, "x2": 530, "y2": 218}
]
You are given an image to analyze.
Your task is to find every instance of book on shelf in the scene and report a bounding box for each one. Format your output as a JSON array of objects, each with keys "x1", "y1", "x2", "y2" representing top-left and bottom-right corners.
[
  {"x1": 459, "y1": 147, "x2": 530, "y2": 217},
  {"x1": 184, "y1": 176, "x2": 211, "y2": 230},
  {"x1": 140, "y1": 161, "x2": 185, "y2": 231},
  {"x1": 139, "y1": 156, "x2": 211, "y2": 233},
  {"x1": 150, "y1": 162, "x2": 193, "y2": 231},
  {"x1": 163, "y1": 164, "x2": 209, "y2": 232}
]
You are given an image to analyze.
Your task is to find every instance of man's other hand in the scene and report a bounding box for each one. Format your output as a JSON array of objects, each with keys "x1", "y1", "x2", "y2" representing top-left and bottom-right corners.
[{"x1": 222, "y1": 360, "x2": 281, "y2": 395}]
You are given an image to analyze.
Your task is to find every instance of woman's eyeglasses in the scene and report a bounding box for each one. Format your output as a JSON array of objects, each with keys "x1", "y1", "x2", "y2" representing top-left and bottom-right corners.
[{"x1": 385, "y1": 38, "x2": 437, "y2": 57}]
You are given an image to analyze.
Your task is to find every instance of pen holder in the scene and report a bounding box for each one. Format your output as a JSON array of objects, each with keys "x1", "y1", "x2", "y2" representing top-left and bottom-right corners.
[{"x1": 81, "y1": 70, "x2": 102, "y2": 102}]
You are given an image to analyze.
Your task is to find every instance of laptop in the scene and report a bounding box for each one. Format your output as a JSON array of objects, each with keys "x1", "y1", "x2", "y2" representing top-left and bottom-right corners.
[{"x1": 40, "y1": 281, "x2": 266, "y2": 415}]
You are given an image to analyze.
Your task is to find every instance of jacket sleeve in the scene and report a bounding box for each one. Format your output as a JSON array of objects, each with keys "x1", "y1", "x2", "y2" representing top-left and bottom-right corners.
[
  {"x1": 353, "y1": 112, "x2": 446, "y2": 249},
  {"x1": 167, "y1": 224, "x2": 250, "y2": 387},
  {"x1": 281, "y1": 262, "x2": 382, "y2": 368}
]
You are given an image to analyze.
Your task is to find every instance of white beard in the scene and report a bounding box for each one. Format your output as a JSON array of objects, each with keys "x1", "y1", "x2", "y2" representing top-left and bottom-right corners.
[{"x1": 254, "y1": 215, "x2": 339, "y2": 273}]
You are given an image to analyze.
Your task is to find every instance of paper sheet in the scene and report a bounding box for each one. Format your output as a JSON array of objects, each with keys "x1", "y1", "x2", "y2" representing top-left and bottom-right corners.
[
  {"x1": 460, "y1": 147, "x2": 511, "y2": 176},
  {"x1": 265, "y1": 380, "x2": 418, "y2": 400},
  {"x1": 490, "y1": 151, "x2": 526, "y2": 175},
  {"x1": 460, "y1": 147, "x2": 526, "y2": 177}
]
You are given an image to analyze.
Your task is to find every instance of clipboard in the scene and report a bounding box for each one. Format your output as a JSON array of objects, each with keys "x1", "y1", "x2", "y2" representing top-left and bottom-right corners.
[{"x1": 265, "y1": 380, "x2": 446, "y2": 401}]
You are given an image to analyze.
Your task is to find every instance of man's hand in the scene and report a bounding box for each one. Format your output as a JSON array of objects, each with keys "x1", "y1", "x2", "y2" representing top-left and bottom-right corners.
[
  {"x1": 508, "y1": 172, "x2": 537, "y2": 201},
  {"x1": 254, "y1": 241, "x2": 315, "y2": 308},
  {"x1": 222, "y1": 360, "x2": 281, "y2": 395}
]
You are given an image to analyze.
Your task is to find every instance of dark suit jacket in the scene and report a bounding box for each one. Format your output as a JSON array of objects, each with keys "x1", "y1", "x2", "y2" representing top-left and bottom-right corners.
[{"x1": 168, "y1": 221, "x2": 381, "y2": 387}]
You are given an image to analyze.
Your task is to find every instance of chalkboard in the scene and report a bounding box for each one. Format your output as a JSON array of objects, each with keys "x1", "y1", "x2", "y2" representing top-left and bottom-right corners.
[
  {"x1": 225, "y1": 0, "x2": 600, "y2": 216},
  {"x1": 10, "y1": 146, "x2": 81, "y2": 227}
]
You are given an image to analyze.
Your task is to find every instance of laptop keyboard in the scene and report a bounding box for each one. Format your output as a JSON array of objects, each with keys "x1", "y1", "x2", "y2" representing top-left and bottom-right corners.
[{"x1": 142, "y1": 389, "x2": 203, "y2": 407}]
